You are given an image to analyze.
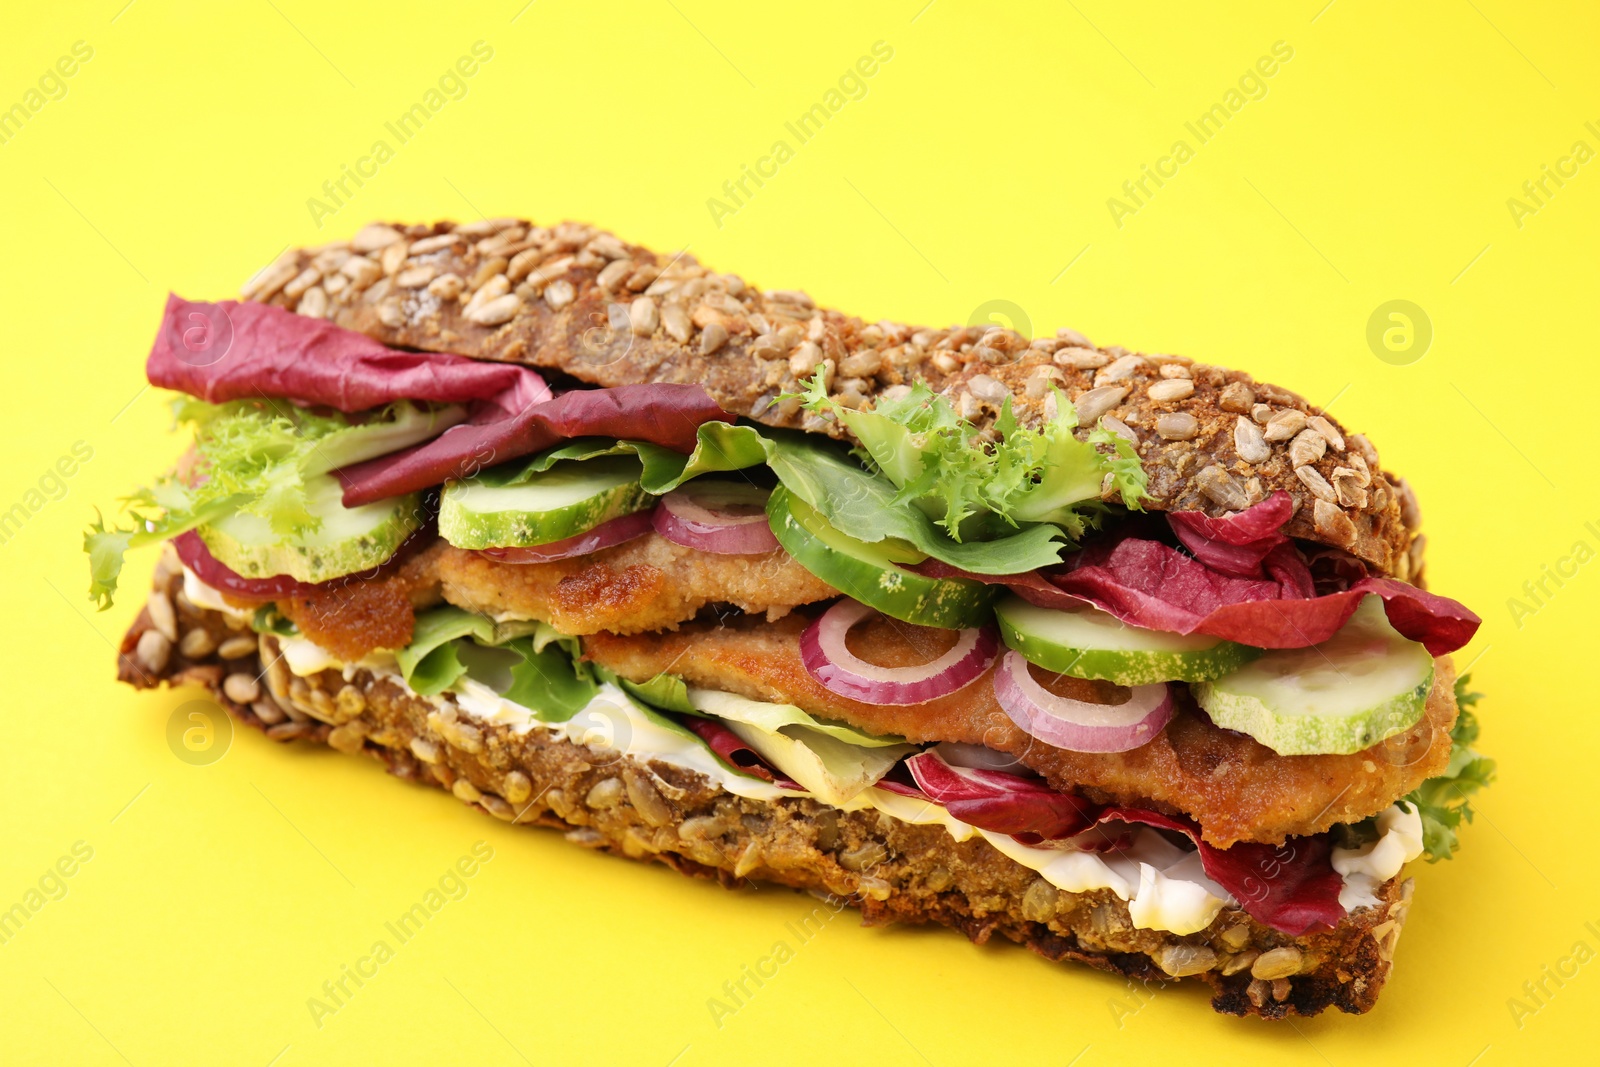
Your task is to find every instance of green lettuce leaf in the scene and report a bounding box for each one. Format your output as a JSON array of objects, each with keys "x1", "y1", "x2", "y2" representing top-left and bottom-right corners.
[
  {"x1": 611, "y1": 671, "x2": 698, "y2": 714},
  {"x1": 480, "y1": 419, "x2": 1069, "y2": 574},
  {"x1": 498, "y1": 637, "x2": 599, "y2": 722},
  {"x1": 1400, "y1": 673, "x2": 1497, "y2": 862},
  {"x1": 394, "y1": 606, "x2": 541, "y2": 695},
  {"x1": 761, "y1": 432, "x2": 1069, "y2": 574},
  {"x1": 788, "y1": 373, "x2": 1147, "y2": 541},
  {"x1": 481, "y1": 420, "x2": 771, "y2": 494}
]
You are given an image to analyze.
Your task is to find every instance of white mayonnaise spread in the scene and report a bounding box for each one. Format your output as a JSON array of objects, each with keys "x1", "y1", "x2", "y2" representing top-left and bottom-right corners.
[{"x1": 1331, "y1": 803, "x2": 1425, "y2": 911}]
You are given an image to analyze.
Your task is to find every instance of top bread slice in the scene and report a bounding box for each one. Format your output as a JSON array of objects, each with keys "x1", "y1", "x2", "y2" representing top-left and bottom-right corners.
[{"x1": 242, "y1": 218, "x2": 1422, "y2": 579}]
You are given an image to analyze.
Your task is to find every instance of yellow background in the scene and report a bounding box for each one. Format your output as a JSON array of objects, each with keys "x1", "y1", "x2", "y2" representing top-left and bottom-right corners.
[{"x1": 1, "y1": 1, "x2": 1595, "y2": 1063}]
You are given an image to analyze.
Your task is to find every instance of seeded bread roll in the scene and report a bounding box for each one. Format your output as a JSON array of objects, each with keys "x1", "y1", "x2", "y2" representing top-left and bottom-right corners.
[
  {"x1": 244, "y1": 219, "x2": 1422, "y2": 579},
  {"x1": 121, "y1": 554, "x2": 1413, "y2": 1018}
]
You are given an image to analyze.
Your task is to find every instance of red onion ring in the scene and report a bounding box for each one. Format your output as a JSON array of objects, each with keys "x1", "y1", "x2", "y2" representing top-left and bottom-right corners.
[
  {"x1": 652, "y1": 481, "x2": 779, "y2": 555},
  {"x1": 801, "y1": 599, "x2": 999, "y2": 705},
  {"x1": 993, "y1": 650, "x2": 1172, "y2": 753},
  {"x1": 477, "y1": 508, "x2": 655, "y2": 564}
]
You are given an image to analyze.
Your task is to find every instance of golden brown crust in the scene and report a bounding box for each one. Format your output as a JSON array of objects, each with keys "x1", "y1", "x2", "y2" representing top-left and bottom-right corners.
[
  {"x1": 581, "y1": 611, "x2": 1460, "y2": 847},
  {"x1": 117, "y1": 565, "x2": 1414, "y2": 1017},
  {"x1": 433, "y1": 535, "x2": 836, "y2": 634},
  {"x1": 242, "y1": 219, "x2": 1421, "y2": 577}
]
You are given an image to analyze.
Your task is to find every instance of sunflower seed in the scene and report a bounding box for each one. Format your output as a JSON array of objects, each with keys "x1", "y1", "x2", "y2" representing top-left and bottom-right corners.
[
  {"x1": 1289, "y1": 427, "x2": 1328, "y2": 467},
  {"x1": 1075, "y1": 384, "x2": 1129, "y2": 424},
  {"x1": 661, "y1": 303, "x2": 692, "y2": 343},
  {"x1": 1296, "y1": 464, "x2": 1337, "y2": 501},
  {"x1": 1156, "y1": 412, "x2": 1199, "y2": 440},
  {"x1": 1054, "y1": 346, "x2": 1110, "y2": 370},
  {"x1": 1251, "y1": 946, "x2": 1304, "y2": 980},
  {"x1": 427, "y1": 272, "x2": 464, "y2": 300},
  {"x1": 1100, "y1": 415, "x2": 1137, "y2": 443},
  {"x1": 587, "y1": 233, "x2": 630, "y2": 260},
  {"x1": 217, "y1": 635, "x2": 257, "y2": 659},
  {"x1": 1147, "y1": 379, "x2": 1195, "y2": 402},
  {"x1": 1056, "y1": 327, "x2": 1093, "y2": 346},
  {"x1": 379, "y1": 241, "x2": 408, "y2": 276},
  {"x1": 1263, "y1": 409, "x2": 1308, "y2": 442},
  {"x1": 396, "y1": 265, "x2": 436, "y2": 289},
  {"x1": 223, "y1": 673, "x2": 260, "y2": 704},
  {"x1": 1095, "y1": 354, "x2": 1148, "y2": 385},
  {"x1": 700, "y1": 320, "x2": 729, "y2": 356},
  {"x1": 629, "y1": 296, "x2": 658, "y2": 336},
  {"x1": 968, "y1": 374, "x2": 1009, "y2": 402},
  {"x1": 136, "y1": 630, "x2": 171, "y2": 674},
  {"x1": 1234, "y1": 417, "x2": 1271, "y2": 463},
  {"x1": 1306, "y1": 414, "x2": 1345, "y2": 451},
  {"x1": 544, "y1": 279, "x2": 575, "y2": 310},
  {"x1": 465, "y1": 293, "x2": 521, "y2": 326},
  {"x1": 1197, "y1": 464, "x2": 1248, "y2": 509},
  {"x1": 597, "y1": 258, "x2": 634, "y2": 292},
  {"x1": 1219, "y1": 381, "x2": 1255, "y2": 413},
  {"x1": 283, "y1": 267, "x2": 321, "y2": 301},
  {"x1": 338, "y1": 255, "x2": 382, "y2": 290},
  {"x1": 179, "y1": 628, "x2": 216, "y2": 659},
  {"x1": 146, "y1": 591, "x2": 177, "y2": 642},
  {"x1": 351, "y1": 223, "x2": 404, "y2": 252},
  {"x1": 242, "y1": 258, "x2": 298, "y2": 301},
  {"x1": 409, "y1": 233, "x2": 460, "y2": 255},
  {"x1": 1157, "y1": 943, "x2": 1218, "y2": 977},
  {"x1": 463, "y1": 274, "x2": 510, "y2": 316}
]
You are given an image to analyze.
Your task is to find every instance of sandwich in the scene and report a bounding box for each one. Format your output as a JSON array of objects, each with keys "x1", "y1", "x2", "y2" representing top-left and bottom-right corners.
[{"x1": 89, "y1": 217, "x2": 1494, "y2": 1017}]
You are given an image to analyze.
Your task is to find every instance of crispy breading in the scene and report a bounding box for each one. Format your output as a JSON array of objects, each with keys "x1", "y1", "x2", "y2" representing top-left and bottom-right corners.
[
  {"x1": 581, "y1": 611, "x2": 1459, "y2": 847},
  {"x1": 432, "y1": 534, "x2": 837, "y2": 634},
  {"x1": 247, "y1": 532, "x2": 838, "y2": 657}
]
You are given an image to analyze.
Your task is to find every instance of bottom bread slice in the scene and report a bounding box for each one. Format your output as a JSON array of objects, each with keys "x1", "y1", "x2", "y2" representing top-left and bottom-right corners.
[{"x1": 118, "y1": 568, "x2": 1416, "y2": 1019}]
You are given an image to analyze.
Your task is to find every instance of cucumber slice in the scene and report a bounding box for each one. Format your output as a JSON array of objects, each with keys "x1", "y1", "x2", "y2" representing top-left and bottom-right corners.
[
  {"x1": 995, "y1": 596, "x2": 1260, "y2": 685},
  {"x1": 767, "y1": 485, "x2": 992, "y2": 629},
  {"x1": 1192, "y1": 597, "x2": 1434, "y2": 756},
  {"x1": 440, "y1": 456, "x2": 651, "y2": 550},
  {"x1": 198, "y1": 475, "x2": 422, "y2": 583}
]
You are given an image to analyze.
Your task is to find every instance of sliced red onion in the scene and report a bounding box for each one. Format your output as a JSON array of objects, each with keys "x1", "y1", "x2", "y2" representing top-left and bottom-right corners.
[
  {"x1": 652, "y1": 481, "x2": 780, "y2": 555},
  {"x1": 993, "y1": 650, "x2": 1172, "y2": 753},
  {"x1": 801, "y1": 599, "x2": 998, "y2": 705},
  {"x1": 478, "y1": 509, "x2": 654, "y2": 564}
]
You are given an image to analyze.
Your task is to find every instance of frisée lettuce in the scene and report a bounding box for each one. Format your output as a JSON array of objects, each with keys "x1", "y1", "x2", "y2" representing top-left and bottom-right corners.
[{"x1": 85, "y1": 397, "x2": 461, "y2": 609}]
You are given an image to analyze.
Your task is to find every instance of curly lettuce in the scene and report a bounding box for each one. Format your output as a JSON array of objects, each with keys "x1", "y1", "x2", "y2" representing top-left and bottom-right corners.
[
  {"x1": 1400, "y1": 673, "x2": 1496, "y2": 862},
  {"x1": 789, "y1": 373, "x2": 1145, "y2": 543},
  {"x1": 86, "y1": 398, "x2": 458, "y2": 609}
]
